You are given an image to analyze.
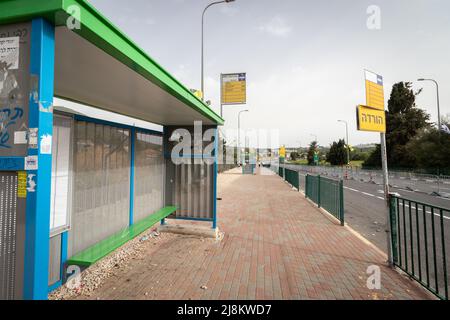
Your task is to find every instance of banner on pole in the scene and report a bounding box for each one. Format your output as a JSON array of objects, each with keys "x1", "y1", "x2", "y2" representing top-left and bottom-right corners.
[
  {"x1": 221, "y1": 73, "x2": 246, "y2": 105},
  {"x1": 365, "y1": 70, "x2": 385, "y2": 111}
]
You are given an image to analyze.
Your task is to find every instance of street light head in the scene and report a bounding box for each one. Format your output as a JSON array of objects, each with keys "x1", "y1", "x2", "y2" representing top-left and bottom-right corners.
[
  {"x1": 417, "y1": 78, "x2": 425, "y2": 81},
  {"x1": 225, "y1": 0, "x2": 236, "y2": 2}
]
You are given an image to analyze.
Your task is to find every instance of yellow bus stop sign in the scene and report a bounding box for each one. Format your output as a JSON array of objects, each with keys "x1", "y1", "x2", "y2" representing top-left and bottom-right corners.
[
  {"x1": 221, "y1": 73, "x2": 246, "y2": 105},
  {"x1": 356, "y1": 105, "x2": 386, "y2": 133},
  {"x1": 279, "y1": 146, "x2": 286, "y2": 158},
  {"x1": 365, "y1": 70, "x2": 385, "y2": 111}
]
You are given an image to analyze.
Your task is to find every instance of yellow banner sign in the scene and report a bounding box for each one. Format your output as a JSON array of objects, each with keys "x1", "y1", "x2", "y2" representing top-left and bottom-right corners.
[
  {"x1": 279, "y1": 146, "x2": 286, "y2": 158},
  {"x1": 18, "y1": 171, "x2": 27, "y2": 198},
  {"x1": 221, "y1": 73, "x2": 246, "y2": 105},
  {"x1": 365, "y1": 70, "x2": 385, "y2": 111},
  {"x1": 357, "y1": 105, "x2": 386, "y2": 133}
]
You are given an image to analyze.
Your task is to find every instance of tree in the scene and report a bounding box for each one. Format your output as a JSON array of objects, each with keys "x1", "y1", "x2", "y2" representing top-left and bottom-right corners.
[
  {"x1": 364, "y1": 82, "x2": 430, "y2": 168},
  {"x1": 405, "y1": 116, "x2": 450, "y2": 174},
  {"x1": 290, "y1": 151, "x2": 300, "y2": 161},
  {"x1": 326, "y1": 139, "x2": 347, "y2": 166},
  {"x1": 307, "y1": 141, "x2": 318, "y2": 165}
]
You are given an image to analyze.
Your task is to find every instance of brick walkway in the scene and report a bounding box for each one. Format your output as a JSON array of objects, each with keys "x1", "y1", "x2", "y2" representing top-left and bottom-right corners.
[{"x1": 80, "y1": 167, "x2": 431, "y2": 300}]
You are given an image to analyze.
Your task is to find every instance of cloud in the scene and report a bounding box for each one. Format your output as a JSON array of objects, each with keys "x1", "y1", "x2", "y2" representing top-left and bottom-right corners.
[{"x1": 258, "y1": 15, "x2": 292, "y2": 38}]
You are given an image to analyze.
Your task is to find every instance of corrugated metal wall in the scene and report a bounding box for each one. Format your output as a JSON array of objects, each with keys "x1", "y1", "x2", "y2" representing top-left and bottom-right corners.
[
  {"x1": 133, "y1": 131, "x2": 164, "y2": 223},
  {"x1": 173, "y1": 163, "x2": 213, "y2": 219},
  {"x1": 48, "y1": 234, "x2": 61, "y2": 286},
  {"x1": 0, "y1": 172, "x2": 18, "y2": 300},
  {"x1": 68, "y1": 121, "x2": 130, "y2": 257}
]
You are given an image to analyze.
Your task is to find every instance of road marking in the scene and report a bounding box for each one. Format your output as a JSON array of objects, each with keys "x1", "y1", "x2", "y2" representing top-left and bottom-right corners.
[
  {"x1": 403, "y1": 204, "x2": 450, "y2": 221},
  {"x1": 362, "y1": 192, "x2": 375, "y2": 197}
]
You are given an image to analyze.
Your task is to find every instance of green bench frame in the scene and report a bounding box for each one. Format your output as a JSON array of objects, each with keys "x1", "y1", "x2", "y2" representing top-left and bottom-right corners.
[{"x1": 67, "y1": 206, "x2": 177, "y2": 266}]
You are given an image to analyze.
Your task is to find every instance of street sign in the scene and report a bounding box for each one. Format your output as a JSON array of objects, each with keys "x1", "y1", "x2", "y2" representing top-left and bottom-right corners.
[
  {"x1": 279, "y1": 146, "x2": 286, "y2": 159},
  {"x1": 365, "y1": 70, "x2": 385, "y2": 111},
  {"x1": 221, "y1": 73, "x2": 246, "y2": 105},
  {"x1": 356, "y1": 105, "x2": 386, "y2": 133}
]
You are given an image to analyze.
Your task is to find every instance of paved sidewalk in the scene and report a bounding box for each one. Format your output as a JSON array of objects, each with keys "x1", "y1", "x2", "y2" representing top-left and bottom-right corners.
[{"x1": 77, "y1": 167, "x2": 431, "y2": 300}]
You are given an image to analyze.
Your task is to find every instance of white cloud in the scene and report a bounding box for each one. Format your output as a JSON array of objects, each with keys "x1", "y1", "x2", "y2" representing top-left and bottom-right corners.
[{"x1": 258, "y1": 15, "x2": 292, "y2": 38}]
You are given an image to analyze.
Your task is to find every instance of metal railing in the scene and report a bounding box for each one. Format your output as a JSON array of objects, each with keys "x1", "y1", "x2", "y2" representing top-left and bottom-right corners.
[
  {"x1": 389, "y1": 195, "x2": 449, "y2": 300},
  {"x1": 305, "y1": 175, "x2": 345, "y2": 226},
  {"x1": 284, "y1": 168, "x2": 300, "y2": 190}
]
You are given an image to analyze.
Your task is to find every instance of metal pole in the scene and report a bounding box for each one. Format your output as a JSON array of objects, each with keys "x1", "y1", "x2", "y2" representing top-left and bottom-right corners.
[
  {"x1": 345, "y1": 123, "x2": 350, "y2": 165},
  {"x1": 238, "y1": 112, "x2": 240, "y2": 165},
  {"x1": 201, "y1": 1, "x2": 233, "y2": 101},
  {"x1": 434, "y1": 80, "x2": 441, "y2": 138},
  {"x1": 381, "y1": 132, "x2": 393, "y2": 266},
  {"x1": 238, "y1": 110, "x2": 248, "y2": 165}
]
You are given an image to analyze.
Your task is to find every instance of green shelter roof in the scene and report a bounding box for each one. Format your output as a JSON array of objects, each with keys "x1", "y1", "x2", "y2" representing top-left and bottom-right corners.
[{"x1": 0, "y1": 0, "x2": 224, "y2": 125}]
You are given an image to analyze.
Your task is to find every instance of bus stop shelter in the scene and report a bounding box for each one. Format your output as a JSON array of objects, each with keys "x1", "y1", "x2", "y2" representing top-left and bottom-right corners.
[{"x1": 0, "y1": 0, "x2": 223, "y2": 300}]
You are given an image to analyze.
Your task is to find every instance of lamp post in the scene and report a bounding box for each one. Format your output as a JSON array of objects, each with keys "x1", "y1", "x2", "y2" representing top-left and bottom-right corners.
[
  {"x1": 338, "y1": 120, "x2": 350, "y2": 165},
  {"x1": 201, "y1": 0, "x2": 235, "y2": 101},
  {"x1": 238, "y1": 109, "x2": 249, "y2": 165},
  {"x1": 418, "y1": 78, "x2": 441, "y2": 137}
]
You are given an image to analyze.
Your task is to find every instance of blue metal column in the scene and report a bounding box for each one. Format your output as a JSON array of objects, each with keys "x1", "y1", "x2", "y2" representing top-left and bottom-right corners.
[
  {"x1": 212, "y1": 127, "x2": 218, "y2": 229},
  {"x1": 129, "y1": 127, "x2": 136, "y2": 226},
  {"x1": 23, "y1": 18, "x2": 55, "y2": 300},
  {"x1": 161, "y1": 126, "x2": 167, "y2": 226}
]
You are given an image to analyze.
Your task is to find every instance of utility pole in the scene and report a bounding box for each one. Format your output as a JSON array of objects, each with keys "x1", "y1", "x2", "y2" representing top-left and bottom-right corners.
[
  {"x1": 380, "y1": 132, "x2": 393, "y2": 266},
  {"x1": 338, "y1": 120, "x2": 350, "y2": 165}
]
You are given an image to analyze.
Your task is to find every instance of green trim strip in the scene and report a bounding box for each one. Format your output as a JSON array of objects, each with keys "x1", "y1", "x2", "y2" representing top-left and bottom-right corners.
[
  {"x1": 0, "y1": 0, "x2": 224, "y2": 125},
  {"x1": 67, "y1": 206, "x2": 177, "y2": 266}
]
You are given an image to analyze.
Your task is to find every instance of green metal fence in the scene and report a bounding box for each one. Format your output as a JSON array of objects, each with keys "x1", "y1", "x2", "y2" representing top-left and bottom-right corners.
[
  {"x1": 305, "y1": 175, "x2": 344, "y2": 226},
  {"x1": 389, "y1": 195, "x2": 449, "y2": 300},
  {"x1": 284, "y1": 168, "x2": 300, "y2": 190}
]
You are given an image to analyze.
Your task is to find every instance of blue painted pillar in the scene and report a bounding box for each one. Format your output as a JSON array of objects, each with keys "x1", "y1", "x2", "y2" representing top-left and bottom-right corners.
[
  {"x1": 212, "y1": 127, "x2": 218, "y2": 229},
  {"x1": 161, "y1": 126, "x2": 166, "y2": 226},
  {"x1": 23, "y1": 18, "x2": 55, "y2": 300},
  {"x1": 129, "y1": 127, "x2": 136, "y2": 226}
]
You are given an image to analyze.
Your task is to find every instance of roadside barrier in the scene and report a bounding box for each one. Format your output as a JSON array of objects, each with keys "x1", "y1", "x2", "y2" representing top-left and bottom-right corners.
[
  {"x1": 305, "y1": 175, "x2": 345, "y2": 226},
  {"x1": 389, "y1": 195, "x2": 449, "y2": 300}
]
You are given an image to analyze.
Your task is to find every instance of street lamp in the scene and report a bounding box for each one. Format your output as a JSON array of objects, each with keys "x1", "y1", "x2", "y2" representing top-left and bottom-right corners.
[
  {"x1": 201, "y1": 0, "x2": 236, "y2": 101},
  {"x1": 238, "y1": 109, "x2": 249, "y2": 165},
  {"x1": 417, "y1": 78, "x2": 441, "y2": 137},
  {"x1": 338, "y1": 120, "x2": 350, "y2": 165}
]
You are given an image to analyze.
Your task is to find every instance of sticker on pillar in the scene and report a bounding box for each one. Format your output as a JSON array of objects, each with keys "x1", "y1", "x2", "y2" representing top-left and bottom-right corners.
[
  {"x1": 18, "y1": 171, "x2": 27, "y2": 198},
  {"x1": 26, "y1": 173, "x2": 36, "y2": 193},
  {"x1": 25, "y1": 155, "x2": 38, "y2": 170},
  {"x1": 28, "y1": 128, "x2": 38, "y2": 149},
  {"x1": 14, "y1": 131, "x2": 27, "y2": 144},
  {"x1": 0, "y1": 37, "x2": 20, "y2": 69},
  {"x1": 40, "y1": 134, "x2": 52, "y2": 154}
]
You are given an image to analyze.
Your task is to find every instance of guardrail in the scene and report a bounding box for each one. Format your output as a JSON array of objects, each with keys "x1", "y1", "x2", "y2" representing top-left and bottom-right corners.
[
  {"x1": 305, "y1": 175, "x2": 345, "y2": 226},
  {"x1": 389, "y1": 195, "x2": 449, "y2": 300}
]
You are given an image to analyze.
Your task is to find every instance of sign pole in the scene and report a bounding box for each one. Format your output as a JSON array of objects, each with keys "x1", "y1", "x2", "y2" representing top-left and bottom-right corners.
[{"x1": 380, "y1": 132, "x2": 393, "y2": 266}]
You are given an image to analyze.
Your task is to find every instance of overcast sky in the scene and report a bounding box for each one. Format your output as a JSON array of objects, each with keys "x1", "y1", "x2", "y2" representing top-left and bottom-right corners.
[{"x1": 89, "y1": 0, "x2": 450, "y2": 147}]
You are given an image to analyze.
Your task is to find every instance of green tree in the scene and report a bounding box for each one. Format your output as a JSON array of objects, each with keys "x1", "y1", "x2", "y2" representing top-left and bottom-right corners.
[
  {"x1": 307, "y1": 141, "x2": 318, "y2": 165},
  {"x1": 405, "y1": 117, "x2": 450, "y2": 174},
  {"x1": 364, "y1": 82, "x2": 430, "y2": 168},
  {"x1": 326, "y1": 139, "x2": 347, "y2": 165}
]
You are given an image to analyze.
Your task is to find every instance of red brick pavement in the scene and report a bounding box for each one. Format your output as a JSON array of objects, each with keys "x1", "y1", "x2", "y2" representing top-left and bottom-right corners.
[{"x1": 81, "y1": 168, "x2": 432, "y2": 300}]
